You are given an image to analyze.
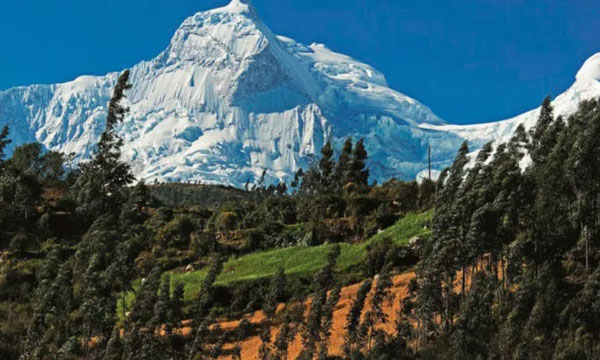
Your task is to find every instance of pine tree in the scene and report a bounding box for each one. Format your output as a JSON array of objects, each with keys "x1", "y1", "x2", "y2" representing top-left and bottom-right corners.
[
  {"x1": 298, "y1": 245, "x2": 340, "y2": 359},
  {"x1": 349, "y1": 138, "x2": 369, "y2": 186},
  {"x1": 298, "y1": 164, "x2": 321, "y2": 195},
  {"x1": 188, "y1": 319, "x2": 210, "y2": 360},
  {"x1": 414, "y1": 141, "x2": 470, "y2": 338},
  {"x1": 72, "y1": 70, "x2": 135, "y2": 221},
  {"x1": 343, "y1": 278, "x2": 373, "y2": 356},
  {"x1": 121, "y1": 267, "x2": 163, "y2": 360},
  {"x1": 187, "y1": 257, "x2": 223, "y2": 359},
  {"x1": 334, "y1": 137, "x2": 353, "y2": 188},
  {"x1": 128, "y1": 267, "x2": 161, "y2": 330},
  {"x1": 317, "y1": 284, "x2": 342, "y2": 359},
  {"x1": 299, "y1": 290, "x2": 326, "y2": 359},
  {"x1": 567, "y1": 99, "x2": 600, "y2": 272},
  {"x1": 529, "y1": 96, "x2": 554, "y2": 164},
  {"x1": 80, "y1": 256, "x2": 115, "y2": 355},
  {"x1": 258, "y1": 322, "x2": 274, "y2": 360},
  {"x1": 449, "y1": 273, "x2": 496, "y2": 360},
  {"x1": 171, "y1": 282, "x2": 186, "y2": 329},
  {"x1": 193, "y1": 256, "x2": 223, "y2": 319},
  {"x1": 23, "y1": 262, "x2": 74, "y2": 359},
  {"x1": 0, "y1": 125, "x2": 10, "y2": 171},
  {"x1": 274, "y1": 316, "x2": 293, "y2": 359},
  {"x1": 264, "y1": 267, "x2": 287, "y2": 319},
  {"x1": 318, "y1": 140, "x2": 335, "y2": 192},
  {"x1": 290, "y1": 168, "x2": 304, "y2": 191},
  {"x1": 361, "y1": 269, "x2": 393, "y2": 354},
  {"x1": 104, "y1": 326, "x2": 124, "y2": 360},
  {"x1": 151, "y1": 277, "x2": 172, "y2": 332},
  {"x1": 120, "y1": 180, "x2": 151, "y2": 225}
]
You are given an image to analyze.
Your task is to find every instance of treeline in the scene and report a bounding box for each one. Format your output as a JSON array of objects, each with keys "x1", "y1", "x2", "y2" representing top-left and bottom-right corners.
[
  {"x1": 148, "y1": 183, "x2": 252, "y2": 208},
  {"x1": 388, "y1": 97, "x2": 600, "y2": 359}
]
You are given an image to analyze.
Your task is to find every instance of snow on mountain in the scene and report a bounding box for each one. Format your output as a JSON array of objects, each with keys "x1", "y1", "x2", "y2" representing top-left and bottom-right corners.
[
  {"x1": 420, "y1": 53, "x2": 600, "y2": 153},
  {"x1": 0, "y1": 0, "x2": 599, "y2": 186}
]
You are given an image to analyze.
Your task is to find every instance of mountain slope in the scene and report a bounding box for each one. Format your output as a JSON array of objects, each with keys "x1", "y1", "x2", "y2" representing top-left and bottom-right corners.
[{"x1": 0, "y1": 0, "x2": 599, "y2": 186}]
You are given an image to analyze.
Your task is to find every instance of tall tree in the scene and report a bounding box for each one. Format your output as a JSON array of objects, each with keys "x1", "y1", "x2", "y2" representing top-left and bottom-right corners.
[
  {"x1": 361, "y1": 269, "x2": 393, "y2": 354},
  {"x1": 348, "y1": 138, "x2": 369, "y2": 186},
  {"x1": 298, "y1": 245, "x2": 340, "y2": 359},
  {"x1": 334, "y1": 137, "x2": 353, "y2": 188},
  {"x1": 529, "y1": 95, "x2": 554, "y2": 165},
  {"x1": 23, "y1": 261, "x2": 74, "y2": 359},
  {"x1": 264, "y1": 267, "x2": 287, "y2": 319},
  {"x1": 343, "y1": 278, "x2": 373, "y2": 357},
  {"x1": 0, "y1": 125, "x2": 10, "y2": 170},
  {"x1": 567, "y1": 99, "x2": 600, "y2": 272},
  {"x1": 72, "y1": 70, "x2": 135, "y2": 221},
  {"x1": 317, "y1": 284, "x2": 342, "y2": 360},
  {"x1": 318, "y1": 140, "x2": 336, "y2": 192}
]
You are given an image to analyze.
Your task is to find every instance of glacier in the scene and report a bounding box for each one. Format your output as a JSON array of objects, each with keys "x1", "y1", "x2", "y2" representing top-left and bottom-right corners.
[{"x1": 1, "y1": 0, "x2": 599, "y2": 187}]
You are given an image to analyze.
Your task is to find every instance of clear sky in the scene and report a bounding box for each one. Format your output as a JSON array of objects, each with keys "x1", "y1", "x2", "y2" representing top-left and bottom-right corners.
[{"x1": 0, "y1": 0, "x2": 598, "y2": 124}]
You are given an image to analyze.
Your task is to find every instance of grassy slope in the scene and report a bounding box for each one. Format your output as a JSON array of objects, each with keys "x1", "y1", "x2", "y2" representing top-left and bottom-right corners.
[{"x1": 169, "y1": 210, "x2": 433, "y2": 301}]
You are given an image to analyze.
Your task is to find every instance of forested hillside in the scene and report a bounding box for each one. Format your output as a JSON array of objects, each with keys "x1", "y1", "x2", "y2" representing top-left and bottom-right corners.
[
  {"x1": 404, "y1": 96, "x2": 600, "y2": 359},
  {"x1": 0, "y1": 70, "x2": 599, "y2": 359}
]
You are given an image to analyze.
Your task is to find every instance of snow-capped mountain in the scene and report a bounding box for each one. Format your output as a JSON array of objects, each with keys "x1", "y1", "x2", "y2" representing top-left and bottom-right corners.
[{"x1": 1, "y1": 0, "x2": 599, "y2": 186}]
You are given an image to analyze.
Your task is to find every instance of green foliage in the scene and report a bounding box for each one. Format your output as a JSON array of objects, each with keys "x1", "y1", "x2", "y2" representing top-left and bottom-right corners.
[
  {"x1": 298, "y1": 245, "x2": 341, "y2": 359},
  {"x1": 403, "y1": 97, "x2": 600, "y2": 360},
  {"x1": 156, "y1": 214, "x2": 196, "y2": 249},
  {"x1": 149, "y1": 183, "x2": 253, "y2": 208},
  {"x1": 344, "y1": 278, "x2": 373, "y2": 356},
  {"x1": 299, "y1": 136, "x2": 370, "y2": 194},
  {"x1": 263, "y1": 267, "x2": 287, "y2": 318},
  {"x1": 363, "y1": 237, "x2": 394, "y2": 277},
  {"x1": 0, "y1": 125, "x2": 10, "y2": 164},
  {"x1": 335, "y1": 137, "x2": 354, "y2": 188},
  {"x1": 71, "y1": 70, "x2": 135, "y2": 222},
  {"x1": 165, "y1": 211, "x2": 431, "y2": 302},
  {"x1": 348, "y1": 138, "x2": 369, "y2": 187}
]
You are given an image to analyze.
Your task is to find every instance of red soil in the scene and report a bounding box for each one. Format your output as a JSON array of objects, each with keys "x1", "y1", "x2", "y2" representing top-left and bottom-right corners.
[{"x1": 205, "y1": 272, "x2": 416, "y2": 359}]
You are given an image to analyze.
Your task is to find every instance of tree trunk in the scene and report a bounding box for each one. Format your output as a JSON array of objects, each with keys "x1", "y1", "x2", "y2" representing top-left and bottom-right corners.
[{"x1": 462, "y1": 266, "x2": 466, "y2": 300}]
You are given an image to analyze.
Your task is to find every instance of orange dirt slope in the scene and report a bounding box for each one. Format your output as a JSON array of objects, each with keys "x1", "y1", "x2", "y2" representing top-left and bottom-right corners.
[{"x1": 210, "y1": 271, "x2": 415, "y2": 359}]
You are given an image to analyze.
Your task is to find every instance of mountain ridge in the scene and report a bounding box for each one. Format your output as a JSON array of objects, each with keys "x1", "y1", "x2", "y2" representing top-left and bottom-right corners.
[{"x1": 1, "y1": 0, "x2": 598, "y2": 186}]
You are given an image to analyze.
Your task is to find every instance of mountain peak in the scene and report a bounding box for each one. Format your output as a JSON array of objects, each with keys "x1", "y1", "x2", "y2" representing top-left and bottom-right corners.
[
  {"x1": 221, "y1": 0, "x2": 254, "y2": 13},
  {"x1": 157, "y1": 0, "x2": 270, "y2": 70},
  {"x1": 204, "y1": 0, "x2": 256, "y2": 17},
  {"x1": 576, "y1": 53, "x2": 600, "y2": 82}
]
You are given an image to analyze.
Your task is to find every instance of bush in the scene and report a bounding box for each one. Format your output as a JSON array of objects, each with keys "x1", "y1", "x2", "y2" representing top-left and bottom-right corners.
[
  {"x1": 297, "y1": 194, "x2": 345, "y2": 222},
  {"x1": 243, "y1": 230, "x2": 264, "y2": 253},
  {"x1": 156, "y1": 215, "x2": 196, "y2": 249},
  {"x1": 216, "y1": 211, "x2": 237, "y2": 233},
  {"x1": 346, "y1": 194, "x2": 378, "y2": 218},
  {"x1": 9, "y1": 233, "x2": 37, "y2": 254},
  {"x1": 192, "y1": 230, "x2": 220, "y2": 257},
  {"x1": 364, "y1": 237, "x2": 394, "y2": 277},
  {"x1": 135, "y1": 251, "x2": 156, "y2": 275}
]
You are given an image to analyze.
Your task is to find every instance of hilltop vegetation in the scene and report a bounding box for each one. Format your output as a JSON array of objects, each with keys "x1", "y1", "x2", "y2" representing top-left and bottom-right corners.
[
  {"x1": 158, "y1": 211, "x2": 431, "y2": 301},
  {"x1": 148, "y1": 183, "x2": 254, "y2": 209}
]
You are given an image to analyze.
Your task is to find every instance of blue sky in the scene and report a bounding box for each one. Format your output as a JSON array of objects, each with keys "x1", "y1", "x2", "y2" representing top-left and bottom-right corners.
[{"x1": 0, "y1": 0, "x2": 598, "y2": 124}]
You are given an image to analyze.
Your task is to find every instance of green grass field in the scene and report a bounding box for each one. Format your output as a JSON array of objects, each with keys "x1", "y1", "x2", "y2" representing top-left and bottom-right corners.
[
  {"x1": 168, "y1": 210, "x2": 432, "y2": 301},
  {"x1": 119, "y1": 210, "x2": 432, "y2": 315}
]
